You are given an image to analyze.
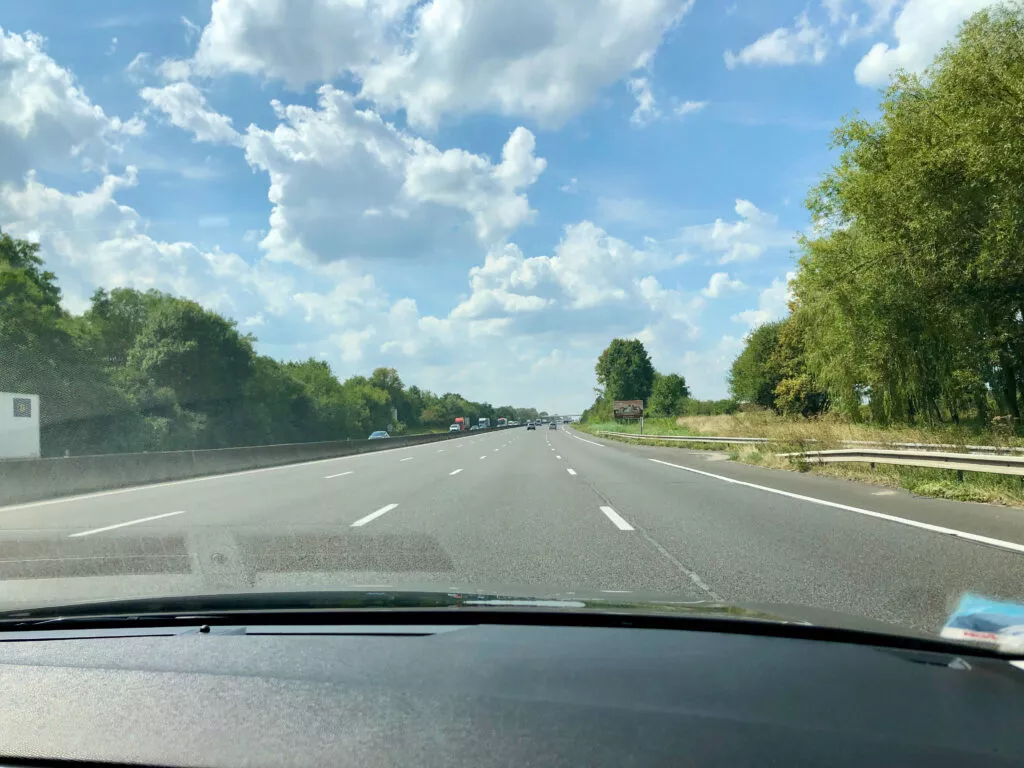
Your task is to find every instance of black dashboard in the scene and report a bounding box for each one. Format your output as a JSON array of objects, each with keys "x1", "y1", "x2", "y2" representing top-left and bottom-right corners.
[{"x1": 1, "y1": 619, "x2": 1021, "y2": 767}]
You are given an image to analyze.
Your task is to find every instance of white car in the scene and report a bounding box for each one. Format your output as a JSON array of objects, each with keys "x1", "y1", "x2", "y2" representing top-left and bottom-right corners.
[{"x1": 449, "y1": 424, "x2": 461, "y2": 433}]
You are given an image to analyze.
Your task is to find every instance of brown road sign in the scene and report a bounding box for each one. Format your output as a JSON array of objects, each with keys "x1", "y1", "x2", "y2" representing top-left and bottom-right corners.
[{"x1": 613, "y1": 400, "x2": 644, "y2": 419}]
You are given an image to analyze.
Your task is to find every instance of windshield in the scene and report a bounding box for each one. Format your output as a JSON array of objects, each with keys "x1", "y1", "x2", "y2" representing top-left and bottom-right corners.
[{"x1": 1, "y1": 0, "x2": 1023, "y2": 653}]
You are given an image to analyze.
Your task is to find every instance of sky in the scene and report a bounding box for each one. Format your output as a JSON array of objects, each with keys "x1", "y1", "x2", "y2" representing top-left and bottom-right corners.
[{"x1": 0, "y1": 0, "x2": 999, "y2": 414}]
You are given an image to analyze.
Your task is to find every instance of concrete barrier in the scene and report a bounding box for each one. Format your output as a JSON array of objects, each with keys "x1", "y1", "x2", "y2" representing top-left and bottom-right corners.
[{"x1": 0, "y1": 426, "x2": 506, "y2": 506}]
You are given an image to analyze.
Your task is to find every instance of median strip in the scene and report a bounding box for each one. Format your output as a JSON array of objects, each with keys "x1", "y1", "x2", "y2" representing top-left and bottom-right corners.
[{"x1": 350, "y1": 503, "x2": 399, "y2": 528}]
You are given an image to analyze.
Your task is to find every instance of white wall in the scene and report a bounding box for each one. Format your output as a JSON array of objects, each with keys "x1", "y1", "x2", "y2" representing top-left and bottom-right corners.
[{"x1": 0, "y1": 393, "x2": 41, "y2": 459}]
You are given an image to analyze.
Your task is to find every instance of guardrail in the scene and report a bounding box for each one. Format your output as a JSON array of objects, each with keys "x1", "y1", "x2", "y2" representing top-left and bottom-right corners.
[
  {"x1": 593, "y1": 431, "x2": 1024, "y2": 454},
  {"x1": 777, "y1": 448, "x2": 1024, "y2": 479},
  {"x1": 595, "y1": 431, "x2": 769, "y2": 444},
  {"x1": 0, "y1": 426, "x2": 503, "y2": 507}
]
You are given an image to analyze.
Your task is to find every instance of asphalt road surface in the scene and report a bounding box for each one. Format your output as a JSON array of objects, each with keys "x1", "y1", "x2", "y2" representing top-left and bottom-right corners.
[{"x1": 1, "y1": 425, "x2": 1023, "y2": 635}]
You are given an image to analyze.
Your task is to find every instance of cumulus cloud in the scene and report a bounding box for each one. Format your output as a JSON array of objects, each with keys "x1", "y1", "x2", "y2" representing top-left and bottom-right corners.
[
  {"x1": 0, "y1": 26, "x2": 144, "y2": 180},
  {"x1": 139, "y1": 82, "x2": 242, "y2": 145},
  {"x1": 0, "y1": 169, "x2": 288, "y2": 316},
  {"x1": 241, "y1": 86, "x2": 545, "y2": 264},
  {"x1": 191, "y1": 0, "x2": 693, "y2": 128},
  {"x1": 854, "y1": 0, "x2": 997, "y2": 86},
  {"x1": 452, "y1": 222, "x2": 702, "y2": 345},
  {"x1": 731, "y1": 271, "x2": 795, "y2": 329},
  {"x1": 725, "y1": 12, "x2": 829, "y2": 68},
  {"x1": 700, "y1": 271, "x2": 745, "y2": 298},
  {"x1": 680, "y1": 199, "x2": 792, "y2": 264}
]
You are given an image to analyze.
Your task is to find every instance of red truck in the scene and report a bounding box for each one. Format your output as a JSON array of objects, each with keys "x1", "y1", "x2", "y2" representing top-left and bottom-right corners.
[{"x1": 453, "y1": 417, "x2": 468, "y2": 431}]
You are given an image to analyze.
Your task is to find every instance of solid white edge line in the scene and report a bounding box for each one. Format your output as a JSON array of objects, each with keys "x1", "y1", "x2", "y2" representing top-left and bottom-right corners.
[
  {"x1": 600, "y1": 506, "x2": 634, "y2": 531},
  {"x1": 324, "y1": 471, "x2": 353, "y2": 479},
  {"x1": 350, "y1": 503, "x2": 399, "y2": 528},
  {"x1": 648, "y1": 458, "x2": 1024, "y2": 555},
  {"x1": 449, "y1": 468, "x2": 463, "y2": 476},
  {"x1": 566, "y1": 468, "x2": 577, "y2": 476},
  {"x1": 568, "y1": 432, "x2": 604, "y2": 447},
  {"x1": 69, "y1": 511, "x2": 186, "y2": 538}
]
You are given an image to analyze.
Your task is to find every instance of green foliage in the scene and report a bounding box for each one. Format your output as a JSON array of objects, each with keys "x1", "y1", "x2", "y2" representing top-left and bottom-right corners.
[
  {"x1": 682, "y1": 399, "x2": 740, "y2": 416},
  {"x1": 648, "y1": 373, "x2": 690, "y2": 416},
  {"x1": 730, "y1": 4, "x2": 1024, "y2": 427},
  {"x1": 595, "y1": 338, "x2": 656, "y2": 402},
  {"x1": 728, "y1": 322, "x2": 784, "y2": 408},
  {"x1": 0, "y1": 230, "x2": 538, "y2": 455}
]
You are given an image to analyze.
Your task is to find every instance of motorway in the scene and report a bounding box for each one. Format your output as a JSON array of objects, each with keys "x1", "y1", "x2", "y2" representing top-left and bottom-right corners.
[{"x1": 1, "y1": 425, "x2": 1023, "y2": 635}]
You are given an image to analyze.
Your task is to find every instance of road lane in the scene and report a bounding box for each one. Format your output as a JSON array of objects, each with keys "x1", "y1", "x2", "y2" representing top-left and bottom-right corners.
[
  {"x1": 550, "y1": 427, "x2": 1024, "y2": 632},
  {"x1": 0, "y1": 423, "x2": 1022, "y2": 638},
  {"x1": 324, "y1": 426, "x2": 709, "y2": 597}
]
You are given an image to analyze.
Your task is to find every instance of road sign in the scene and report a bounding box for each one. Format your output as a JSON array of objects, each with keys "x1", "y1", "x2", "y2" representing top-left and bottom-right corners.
[{"x1": 613, "y1": 400, "x2": 644, "y2": 419}]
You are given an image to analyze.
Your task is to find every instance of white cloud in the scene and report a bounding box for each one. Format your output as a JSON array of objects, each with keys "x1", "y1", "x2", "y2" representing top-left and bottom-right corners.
[
  {"x1": 628, "y1": 76, "x2": 660, "y2": 126},
  {"x1": 452, "y1": 222, "x2": 701, "y2": 345},
  {"x1": 701, "y1": 271, "x2": 745, "y2": 298},
  {"x1": 241, "y1": 86, "x2": 545, "y2": 264},
  {"x1": 4, "y1": 171, "x2": 280, "y2": 316},
  {"x1": 725, "y1": 12, "x2": 829, "y2": 68},
  {"x1": 560, "y1": 177, "x2": 579, "y2": 194},
  {"x1": 193, "y1": 0, "x2": 406, "y2": 86},
  {"x1": 680, "y1": 199, "x2": 792, "y2": 264},
  {"x1": 731, "y1": 271, "x2": 795, "y2": 329},
  {"x1": 0, "y1": 26, "x2": 144, "y2": 180},
  {"x1": 674, "y1": 100, "x2": 708, "y2": 117},
  {"x1": 140, "y1": 82, "x2": 241, "y2": 145},
  {"x1": 854, "y1": 0, "x2": 996, "y2": 86},
  {"x1": 107, "y1": 37, "x2": 118, "y2": 56},
  {"x1": 680, "y1": 334, "x2": 745, "y2": 398},
  {"x1": 191, "y1": 0, "x2": 693, "y2": 129}
]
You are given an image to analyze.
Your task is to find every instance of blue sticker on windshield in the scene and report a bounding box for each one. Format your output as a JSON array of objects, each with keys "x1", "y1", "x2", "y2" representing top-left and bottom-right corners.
[{"x1": 941, "y1": 593, "x2": 1024, "y2": 653}]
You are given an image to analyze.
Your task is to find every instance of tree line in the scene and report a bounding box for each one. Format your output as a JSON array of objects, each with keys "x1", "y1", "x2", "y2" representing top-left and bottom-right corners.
[
  {"x1": 1, "y1": 233, "x2": 540, "y2": 457},
  {"x1": 579, "y1": 338, "x2": 700, "y2": 421},
  {"x1": 730, "y1": 5, "x2": 1024, "y2": 427}
]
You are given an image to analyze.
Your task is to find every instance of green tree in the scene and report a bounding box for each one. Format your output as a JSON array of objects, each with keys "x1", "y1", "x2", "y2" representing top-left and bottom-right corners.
[
  {"x1": 796, "y1": 4, "x2": 1024, "y2": 424},
  {"x1": 648, "y1": 373, "x2": 690, "y2": 416},
  {"x1": 595, "y1": 338, "x2": 656, "y2": 402},
  {"x1": 728, "y1": 322, "x2": 784, "y2": 408}
]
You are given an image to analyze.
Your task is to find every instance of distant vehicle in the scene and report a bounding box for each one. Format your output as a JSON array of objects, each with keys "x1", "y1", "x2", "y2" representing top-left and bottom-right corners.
[
  {"x1": 497, "y1": 417, "x2": 508, "y2": 428},
  {"x1": 448, "y1": 424, "x2": 461, "y2": 433},
  {"x1": 368, "y1": 431, "x2": 390, "y2": 439},
  {"x1": 548, "y1": 422, "x2": 557, "y2": 430},
  {"x1": 478, "y1": 417, "x2": 491, "y2": 429},
  {"x1": 469, "y1": 424, "x2": 480, "y2": 431},
  {"x1": 453, "y1": 416, "x2": 468, "y2": 431},
  {"x1": 527, "y1": 422, "x2": 536, "y2": 431}
]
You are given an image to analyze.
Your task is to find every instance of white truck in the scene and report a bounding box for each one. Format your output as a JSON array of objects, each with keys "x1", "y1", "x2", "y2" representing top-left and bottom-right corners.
[
  {"x1": 0, "y1": 392, "x2": 41, "y2": 459},
  {"x1": 478, "y1": 417, "x2": 491, "y2": 429}
]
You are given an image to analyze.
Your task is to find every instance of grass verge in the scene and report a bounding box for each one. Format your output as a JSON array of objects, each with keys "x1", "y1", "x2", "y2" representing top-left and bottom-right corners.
[{"x1": 577, "y1": 416, "x2": 1024, "y2": 508}]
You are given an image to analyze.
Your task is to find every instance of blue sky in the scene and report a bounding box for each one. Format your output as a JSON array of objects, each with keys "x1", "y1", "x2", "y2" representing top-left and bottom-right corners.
[{"x1": 0, "y1": 0, "x2": 994, "y2": 413}]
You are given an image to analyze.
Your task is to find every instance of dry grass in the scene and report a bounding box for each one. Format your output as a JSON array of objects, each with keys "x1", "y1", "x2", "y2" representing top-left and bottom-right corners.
[{"x1": 674, "y1": 411, "x2": 1024, "y2": 450}]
